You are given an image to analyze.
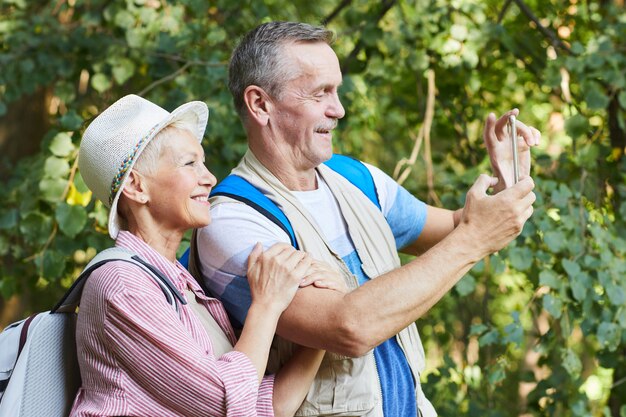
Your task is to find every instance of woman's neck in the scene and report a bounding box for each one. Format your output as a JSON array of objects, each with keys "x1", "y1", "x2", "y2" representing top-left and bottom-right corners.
[{"x1": 127, "y1": 224, "x2": 183, "y2": 263}]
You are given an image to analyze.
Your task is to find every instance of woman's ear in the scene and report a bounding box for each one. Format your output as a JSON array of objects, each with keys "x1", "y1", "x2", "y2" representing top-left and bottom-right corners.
[
  {"x1": 121, "y1": 170, "x2": 149, "y2": 204},
  {"x1": 243, "y1": 85, "x2": 272, "y2": 126}
]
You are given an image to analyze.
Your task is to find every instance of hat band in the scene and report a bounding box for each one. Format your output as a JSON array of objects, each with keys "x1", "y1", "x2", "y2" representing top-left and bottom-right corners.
[{"x1": 108, "y1": 122, "x2": 161, "y2": 205}]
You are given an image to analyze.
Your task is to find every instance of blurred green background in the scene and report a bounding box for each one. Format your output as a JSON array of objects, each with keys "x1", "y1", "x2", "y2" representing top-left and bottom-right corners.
[{"x1": 0, "y1": 0, "x2": 625, "y2": 415}]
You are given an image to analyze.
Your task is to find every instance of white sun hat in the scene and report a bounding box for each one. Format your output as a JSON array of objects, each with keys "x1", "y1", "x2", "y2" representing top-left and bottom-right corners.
[{"x1": 78, "y1": 94, "x2": 209, "y2": 239}]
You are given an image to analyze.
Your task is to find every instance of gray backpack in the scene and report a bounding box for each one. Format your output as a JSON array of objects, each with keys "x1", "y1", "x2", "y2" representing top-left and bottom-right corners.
[{"x1": 0, "y1": 247, "x2": 185, "y2": 417}]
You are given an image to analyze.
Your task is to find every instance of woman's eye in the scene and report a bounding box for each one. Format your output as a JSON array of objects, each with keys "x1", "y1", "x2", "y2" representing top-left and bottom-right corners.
[{"x1": 185, "y1": 160, "x2": 195, "y2": 166}]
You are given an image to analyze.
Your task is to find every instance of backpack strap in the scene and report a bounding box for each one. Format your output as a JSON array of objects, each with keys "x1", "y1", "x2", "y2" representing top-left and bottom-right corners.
[
  {"x1": 52, "y1": 247, "x2": 186, "y2": 315},
  {"x1": 211, "y1": 174, "x2": 299, "y2": 248},
  {"x1": 324, "y1": 154, "x2": 381, "y2": 210},
  {"x1": 17, "y1": 314, "x2": 37, "y2": 358}
]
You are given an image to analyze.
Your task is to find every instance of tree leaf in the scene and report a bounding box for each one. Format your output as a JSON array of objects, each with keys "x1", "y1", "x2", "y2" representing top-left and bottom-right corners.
[
  {"x1": 39, "y1": 178, "x2": 67, "y2": 202},
  {"x1": 488, "y1": 363, "x2": 506, "y2": 385},
  {"x1": 455, "y1": 275, "x2": 476, "y2": 296},
  {"x1": 539, "y1": 270, "x2": 560, "y2": 289},
  {"x1": 43, "y1": 250, "x2": 66, "y2": 279},
  {"x1": 469, "y1": 323, "x2": 488, "y2": 336},
  {"x1": 562, "y1": 259, "x2": 581, "y2": 278},
  {"x1": 509, "y1": 246, "x2": 533, "y2": 271},
  {"x1": 583, "y1": 82, "x2": 610, "y2": 110},
  {"x1": 565, "y1": 114, "x2": 590, "y2": 139},
  {"x1": 543, "y1": 294, "x2": 563, "y2": 319},
  {"x1": 91, "y1": 73, "x2": 112, "y2": 93},
  {"x1": 597, "y1": 322, "x2": 621, "y2": 352},
  {"x1": 0, "y1": 209, "x2": 18, "y2": 230},
  {"x1": 55, "y1": 203, "x2": 87, "y2": 238},
  {"x1": 49, "y1": 132, "x2": 75, "y2": 157},
  {"x1": 570, "y1": 272, "x2": 591, "y2": 302},
  {"x1": 59, "y1": 110, "x2": 84, "y2": 131},
  {"x1": 605, "y1": 281, "x2": 625, "y2": 307},
  {"x1": 44, "y1": 156, "x2": 70, "y2": 178},
  {"x1": 561, "y1": 348, "x2": 582, "y2": 378},
  {"x1": 543, "y1": 230, "x2": 565, "y2": 252},
  {"x1": 478, "y1": 329, "x2": 500, "y2": 347},
  {"x1": 19, "y1": 212, "x2": 53, "y2": 245},
  {"x1": 73, "y1": 171, "x2": 90, "y2": 193},
  {"x1": 112, "y1": 58, "x2": 136, "y2": 85}
]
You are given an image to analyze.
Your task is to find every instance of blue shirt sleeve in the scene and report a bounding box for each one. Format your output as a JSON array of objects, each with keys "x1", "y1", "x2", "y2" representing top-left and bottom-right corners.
[
  {"x1": 364, "y1": 162, "x2": 428, "y2": 250},
  {"x1": 385, "y1": 185, "x2": 427, "y2": 250}
]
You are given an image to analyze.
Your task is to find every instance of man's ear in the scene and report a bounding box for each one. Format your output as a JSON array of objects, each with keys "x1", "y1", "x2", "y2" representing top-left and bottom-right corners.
[
  {"x1": 243, "y1": 85, "x2": 272, "y2": 126},
  {"x1": 121, "y1": 170, "x2": 149, "y2": 204}
]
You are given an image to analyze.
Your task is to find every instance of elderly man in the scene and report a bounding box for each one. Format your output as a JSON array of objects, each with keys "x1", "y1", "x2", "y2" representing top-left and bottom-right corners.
[{"x1": 193, "y1": 21, "x2": 539, "y2": 417}]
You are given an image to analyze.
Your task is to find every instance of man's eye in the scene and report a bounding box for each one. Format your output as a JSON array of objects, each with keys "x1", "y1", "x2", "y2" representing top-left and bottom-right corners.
[{"x1": 185, "y1": 160, "x2": 195, "y2": 166}]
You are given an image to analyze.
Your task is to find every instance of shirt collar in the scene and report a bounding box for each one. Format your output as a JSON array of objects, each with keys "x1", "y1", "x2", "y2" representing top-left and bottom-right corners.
[{"x1": 115, "y1": 231, "x2": 186, "y2": 289}]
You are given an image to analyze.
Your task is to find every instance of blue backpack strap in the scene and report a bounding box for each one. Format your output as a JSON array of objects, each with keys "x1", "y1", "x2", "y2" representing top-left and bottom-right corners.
[
  {"x1": 323, "y1": 154, "x2": 381, "y2": 210},
  {"x1": 210, "y1": 175, "x2": 298, "y2": 249}
]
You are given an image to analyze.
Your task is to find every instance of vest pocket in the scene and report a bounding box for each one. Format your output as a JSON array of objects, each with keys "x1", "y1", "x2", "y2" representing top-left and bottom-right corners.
[{"x1": 296, "y1": 353, "x2": 381, "y2": 416}]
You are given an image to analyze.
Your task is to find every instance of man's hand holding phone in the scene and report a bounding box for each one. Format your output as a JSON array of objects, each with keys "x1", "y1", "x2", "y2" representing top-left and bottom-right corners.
[{"x1": 483, "y1": 108, "x2": 541, "y2": 193}]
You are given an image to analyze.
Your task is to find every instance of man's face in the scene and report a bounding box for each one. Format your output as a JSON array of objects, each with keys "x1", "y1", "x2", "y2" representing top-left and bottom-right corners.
[{"x1": 269, "y1": 42, "x2": 345, "y2": 170}]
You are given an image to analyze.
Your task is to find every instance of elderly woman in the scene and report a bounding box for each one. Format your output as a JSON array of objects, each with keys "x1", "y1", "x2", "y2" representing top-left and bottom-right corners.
[{"x1": 71, "y1": 95, "x2": 343, "y2": 417}]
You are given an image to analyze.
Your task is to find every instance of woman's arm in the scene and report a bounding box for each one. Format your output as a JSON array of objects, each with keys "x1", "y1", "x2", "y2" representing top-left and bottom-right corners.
[
  {"x1": 233, "y1": 243, "x2": 310, "y2": 383},
  {"x1": 271, "y1": 261, "x2": 347, "y2": 417},
  {"x1": 271, "y1": 347, "x2": 325, "y2": 417}
]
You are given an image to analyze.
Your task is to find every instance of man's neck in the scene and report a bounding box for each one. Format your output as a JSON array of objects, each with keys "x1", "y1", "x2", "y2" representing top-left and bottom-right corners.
[{"x1": 249, "y1": 145, "x2": 318, "y2": 191}]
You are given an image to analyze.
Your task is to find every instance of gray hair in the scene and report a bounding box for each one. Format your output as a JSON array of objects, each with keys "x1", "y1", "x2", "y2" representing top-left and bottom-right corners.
[{"x1": 228, "y1": 21, "x2": 334, "y2": 119}]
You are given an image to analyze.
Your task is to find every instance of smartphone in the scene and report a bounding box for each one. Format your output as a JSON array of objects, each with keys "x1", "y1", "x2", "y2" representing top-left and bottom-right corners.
[{"x1": 508, "y1": 115, "x2": 519, "y2": 184}]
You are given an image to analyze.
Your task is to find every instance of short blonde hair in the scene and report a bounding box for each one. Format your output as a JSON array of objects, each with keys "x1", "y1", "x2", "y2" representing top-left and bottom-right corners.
[{"x1": 133, "y1": 122, "x2": 192, "y2": 175}]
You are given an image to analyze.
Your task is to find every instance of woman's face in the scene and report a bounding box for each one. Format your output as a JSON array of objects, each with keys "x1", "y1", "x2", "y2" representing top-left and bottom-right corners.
[{"x1": 142, "y1": 129, "x2": 216, "y2": 233}]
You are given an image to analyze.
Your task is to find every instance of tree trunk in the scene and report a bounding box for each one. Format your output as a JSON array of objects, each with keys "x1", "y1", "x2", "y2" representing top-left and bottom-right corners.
[{"x1": 0, "y1": 88, "x2": 50, "y2": 179}]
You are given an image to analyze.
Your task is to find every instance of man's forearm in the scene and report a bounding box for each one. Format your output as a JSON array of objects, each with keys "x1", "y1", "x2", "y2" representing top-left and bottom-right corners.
[
  {"x1": 276, "y1": 223, "x2": 485, "y2": 357},
  {"x1": 277, "y1": 176, "x2": 534, "y2": 356},
  {"x1": 334, "y1": 224, "x2": 483, "y2": 355}
]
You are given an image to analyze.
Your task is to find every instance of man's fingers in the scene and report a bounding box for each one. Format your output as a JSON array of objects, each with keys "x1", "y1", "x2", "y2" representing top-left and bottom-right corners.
[
  {"x1": 471, "y1": 174, "x2": 499, "y2": 194},
  {"x1": 500, "y1": 176, "x2": 535, "y2": 199},
  {"x1": 492, "y1": 108, "x2": 519, "y2": 142},
  {"x1": 291, "y1": 254, "x2": 311, "y2": 277},
  {"x1": 514, "y1": 119, "x2": 541, "y2": 147},
  {"x1": 312, "y1": 279, "x2": 342, "y2": 291}
]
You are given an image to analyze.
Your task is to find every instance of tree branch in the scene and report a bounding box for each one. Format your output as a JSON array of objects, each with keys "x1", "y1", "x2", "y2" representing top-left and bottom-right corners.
[
  {"x1": 497, "y1": 0, "x2": 514, "y2": 24},
  {"x1": 511, "y1": 0, "x2": 572, "y2": 54},
  {"x1": 321, "y1": 0, "x2": 353, "y2": 26},
  {"x1": 138, "y1": 61, "x2": 193, "y2": 96},
  {"x1": 393, "y1": 69, "x2": 439, "y2": 208},
  {"x1": 340, "y1": 0, "x2": 397, "y2": 73}
]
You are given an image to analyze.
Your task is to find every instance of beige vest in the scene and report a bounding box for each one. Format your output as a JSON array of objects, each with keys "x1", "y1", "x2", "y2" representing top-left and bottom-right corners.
[{"x1": 207, "y1": 150, "x2": 436, "y2": 417}]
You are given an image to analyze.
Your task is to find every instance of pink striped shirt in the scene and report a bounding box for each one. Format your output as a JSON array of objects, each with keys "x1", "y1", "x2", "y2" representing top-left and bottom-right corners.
[{"x1": 70, "y1": 231, "x2": 275, "y2": 417}]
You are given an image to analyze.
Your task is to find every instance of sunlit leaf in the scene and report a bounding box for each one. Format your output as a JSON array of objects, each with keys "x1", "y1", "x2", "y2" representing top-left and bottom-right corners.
[
  {"x1": 49, "y1": 132, "x2": 75, "y2": 157},
  {"x1": 44, "y1": 156, "x2": 70, "y2": 178}
]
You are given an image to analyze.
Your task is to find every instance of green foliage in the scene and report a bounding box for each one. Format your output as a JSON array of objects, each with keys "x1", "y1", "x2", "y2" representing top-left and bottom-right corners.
[{"x1": 1, "y1": 0, "x2": 625, "y2": 415}]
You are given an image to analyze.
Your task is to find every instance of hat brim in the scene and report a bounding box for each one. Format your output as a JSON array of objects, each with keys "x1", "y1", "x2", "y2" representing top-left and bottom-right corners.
[{"x1": 107, "y1": 101, "x2": 209, "y2": 239}]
